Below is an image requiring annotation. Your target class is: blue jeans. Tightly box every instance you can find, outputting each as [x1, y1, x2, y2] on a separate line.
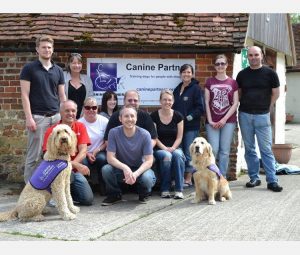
[101, 164, 156, 196]
[206, 123, 236, 177]
[238, 111, 278, 184]
[82, 151, 107, 185]
[70, 172, 94, 205]
[182, 130, 199, 173]
[154, 148, 186, 192]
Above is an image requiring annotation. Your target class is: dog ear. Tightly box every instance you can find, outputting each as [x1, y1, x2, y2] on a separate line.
[189, 141, 194, 156]
[46, 130, 56, 156]
[207, 143, 213, 158]
[70, 130, 78, 157]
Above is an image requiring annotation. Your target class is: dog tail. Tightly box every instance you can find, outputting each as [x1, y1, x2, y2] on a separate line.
[0, 209, 18, 222]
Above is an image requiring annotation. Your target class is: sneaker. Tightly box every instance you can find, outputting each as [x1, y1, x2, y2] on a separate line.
[161, 191, 171, 198]
[101, 195, 122, 206]
[139, 193, 151, 204]
[267, 182, 283, 192]
[47, 198, 56, 207]
[174, 191, 184, 199]
[245, 179, 261, 188]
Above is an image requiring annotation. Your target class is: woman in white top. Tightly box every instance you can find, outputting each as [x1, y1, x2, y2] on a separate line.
[78, 97, 108, 193]
[64, 53, 94, 119]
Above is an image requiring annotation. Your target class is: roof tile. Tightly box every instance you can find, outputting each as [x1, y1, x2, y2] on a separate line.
[0, 13, 248, 51]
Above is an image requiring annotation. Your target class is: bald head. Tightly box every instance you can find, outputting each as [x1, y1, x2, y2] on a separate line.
[247, 46, 263, 69]
[124, 90, 140, 110]
[248, 46, 262, 54]
[60, 100, 77, 125]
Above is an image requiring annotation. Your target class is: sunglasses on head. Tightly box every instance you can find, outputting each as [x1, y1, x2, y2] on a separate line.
[71, 53, 82, 58]
[84, 105, 97, 110]
[215, 62, 226, 66]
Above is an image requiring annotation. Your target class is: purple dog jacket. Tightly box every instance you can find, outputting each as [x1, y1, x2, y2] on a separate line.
[29, 160, 68, 193]
[207, 164, 223, 179]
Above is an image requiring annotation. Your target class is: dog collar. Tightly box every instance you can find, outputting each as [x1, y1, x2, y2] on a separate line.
[29, 160, 68, 193]
[207, 164, 223, 179]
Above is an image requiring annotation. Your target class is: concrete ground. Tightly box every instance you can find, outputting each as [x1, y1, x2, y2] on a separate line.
[1, 124, 300, 249]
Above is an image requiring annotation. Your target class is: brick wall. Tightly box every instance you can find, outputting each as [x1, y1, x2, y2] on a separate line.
[0, 50, 238, 182]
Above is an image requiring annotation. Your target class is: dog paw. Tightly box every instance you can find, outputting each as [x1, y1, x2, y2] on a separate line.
[191, 198, 201, 204]
[208, 200, 216, 205]
[63, 213, 76, 221]
[70, 206, 80, 214]
[220, 197, 226, 202]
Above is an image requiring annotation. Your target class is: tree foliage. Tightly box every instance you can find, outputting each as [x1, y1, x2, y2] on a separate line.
[290, 13, 300, 24]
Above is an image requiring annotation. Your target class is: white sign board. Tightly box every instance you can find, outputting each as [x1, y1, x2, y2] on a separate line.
[87, 58, 195, 106]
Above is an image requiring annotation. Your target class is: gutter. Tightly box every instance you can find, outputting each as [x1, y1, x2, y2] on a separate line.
[0, 46, 242, 54]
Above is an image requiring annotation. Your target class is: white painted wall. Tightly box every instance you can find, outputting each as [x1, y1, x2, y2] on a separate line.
[275, 52, 287, 144]
[232, 52, 246, 175]
[286, 72, 300, 123]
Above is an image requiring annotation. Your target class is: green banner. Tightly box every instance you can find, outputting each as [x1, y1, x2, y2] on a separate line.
[241, 48, 249, 69]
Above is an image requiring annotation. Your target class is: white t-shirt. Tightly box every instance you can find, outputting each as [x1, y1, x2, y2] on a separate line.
[78, 115, 108, 153]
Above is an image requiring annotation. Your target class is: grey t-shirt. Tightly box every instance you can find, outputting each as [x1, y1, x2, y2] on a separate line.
[107, 126, 153, 168]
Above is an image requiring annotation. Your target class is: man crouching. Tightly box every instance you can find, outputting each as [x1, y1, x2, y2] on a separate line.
[101, 106, 156, 205]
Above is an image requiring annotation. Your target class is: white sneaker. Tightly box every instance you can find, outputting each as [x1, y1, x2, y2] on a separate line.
[174, 192, 184, 199]
[47, 198, 56, 207]
[161, 191, 171, 198]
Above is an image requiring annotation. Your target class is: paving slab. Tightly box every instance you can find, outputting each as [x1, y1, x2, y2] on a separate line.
[0, 186, 195, 241]
[0, 124, 300, 242]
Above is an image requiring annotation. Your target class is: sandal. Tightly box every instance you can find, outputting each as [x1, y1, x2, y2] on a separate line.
[183, 182, 193, 188]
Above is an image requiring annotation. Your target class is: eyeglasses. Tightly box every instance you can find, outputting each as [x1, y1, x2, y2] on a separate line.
[127, 99, 138, 103]
[215, 62, 226, 66]
[70, 53, 82, 58]
[84, 105, 97, 110]
[248, 54, 260, 57]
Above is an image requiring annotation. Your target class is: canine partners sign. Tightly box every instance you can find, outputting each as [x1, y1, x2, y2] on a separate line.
[87, 58, 195, 106]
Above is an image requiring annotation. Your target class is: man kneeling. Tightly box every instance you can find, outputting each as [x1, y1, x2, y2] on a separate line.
[101, 106, 156, 205]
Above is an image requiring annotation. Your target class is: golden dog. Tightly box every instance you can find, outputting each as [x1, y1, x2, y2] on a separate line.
[0, 124, 80, 222]
[189, 137, 232, 205]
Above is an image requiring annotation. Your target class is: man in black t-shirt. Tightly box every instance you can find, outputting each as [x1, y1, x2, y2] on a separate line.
[104, 90, 157, 147]
[20, 35, 66, 183]
[236, 46, 283, 192]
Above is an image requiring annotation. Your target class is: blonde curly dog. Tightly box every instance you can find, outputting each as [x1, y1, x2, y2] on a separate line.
[190, 137, 232, 205]
[0, 124, 80, 222]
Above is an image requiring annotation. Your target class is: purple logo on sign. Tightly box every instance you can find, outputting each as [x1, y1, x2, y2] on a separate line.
[90, 63, 121, 91]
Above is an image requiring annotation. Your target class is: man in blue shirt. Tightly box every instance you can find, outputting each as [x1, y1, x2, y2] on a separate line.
[101, 106, 156, 205]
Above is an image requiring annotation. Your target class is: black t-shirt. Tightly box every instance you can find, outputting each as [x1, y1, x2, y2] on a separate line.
[150, 110, 183, 148]
[68, 81, 86, 119]
[20, 60, 65, 115]
[236, 66, 280, 114]
[104, 109, 158, 141]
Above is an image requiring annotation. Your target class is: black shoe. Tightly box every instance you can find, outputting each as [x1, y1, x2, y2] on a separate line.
[101, 195, 122, 206]
[139, 193, 151, 204]
[246, 179, 261, 188]
[267, 182, 283, 192]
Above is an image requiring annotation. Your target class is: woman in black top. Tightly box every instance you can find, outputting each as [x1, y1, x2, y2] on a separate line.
[63, 53, 94, 119]
[150, 89, 185, 199]
[99, 90, 119, 119]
